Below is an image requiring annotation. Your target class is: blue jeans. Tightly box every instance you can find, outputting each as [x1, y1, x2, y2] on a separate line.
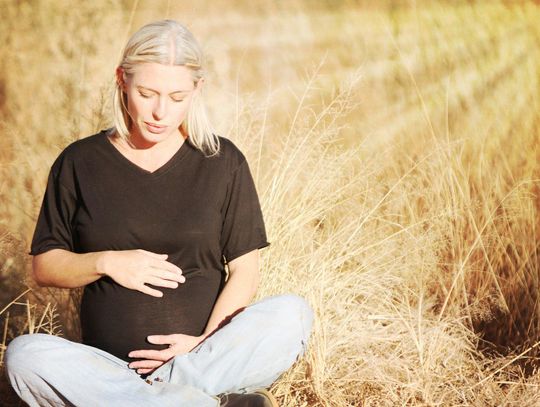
[5, 294, 314, 407]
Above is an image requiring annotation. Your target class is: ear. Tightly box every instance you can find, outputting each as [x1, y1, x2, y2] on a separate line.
[116, 66, 127, 92]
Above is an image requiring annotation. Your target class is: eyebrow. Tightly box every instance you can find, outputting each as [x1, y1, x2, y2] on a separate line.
[137, 85, 191, 95]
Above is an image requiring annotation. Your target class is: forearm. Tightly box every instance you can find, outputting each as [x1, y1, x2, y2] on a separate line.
[32, 248, 107, 288]
[202, 251, 260, 336]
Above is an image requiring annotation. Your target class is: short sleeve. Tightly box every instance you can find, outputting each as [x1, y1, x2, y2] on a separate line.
[28, 159, 78, 256]
[220, 159, 270, 263]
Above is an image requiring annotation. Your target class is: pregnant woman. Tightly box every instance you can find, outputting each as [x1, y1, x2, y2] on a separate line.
[5, 19, 313, 407]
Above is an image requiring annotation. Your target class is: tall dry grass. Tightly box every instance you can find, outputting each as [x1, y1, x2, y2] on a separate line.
[1, 0, 539, 406]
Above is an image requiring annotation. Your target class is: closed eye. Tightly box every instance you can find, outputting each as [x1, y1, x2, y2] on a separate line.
[139, 92, 184, 103]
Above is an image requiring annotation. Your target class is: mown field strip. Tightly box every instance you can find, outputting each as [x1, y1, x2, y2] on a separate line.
[450, 42, 540, 147]
[357, 27, 536, 144]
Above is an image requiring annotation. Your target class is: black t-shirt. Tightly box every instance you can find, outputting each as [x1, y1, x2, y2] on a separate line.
[29, 128, 270, 361]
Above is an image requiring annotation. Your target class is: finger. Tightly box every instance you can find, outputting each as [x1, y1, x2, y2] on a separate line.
[128, 349, 171, 361]
[150, 258, 183, 275]
[137, 368, 156, 375]
[161, 269, 186, 283]
[138, 284, 163, 298]
[147, 270, 184, 285]
[147, 334, 177, 345]
[153, 270, 186, 284]
[145, 276, 179, 289]
[138, 249, 168, 259]
[128, 359, 163, 369]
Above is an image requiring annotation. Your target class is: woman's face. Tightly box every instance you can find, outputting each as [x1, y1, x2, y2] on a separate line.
[118, 62, 202, 146]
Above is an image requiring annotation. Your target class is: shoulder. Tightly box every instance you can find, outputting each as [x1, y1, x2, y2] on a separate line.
[62, 130, 105, 155]
[216, 136, 246, 163]
[206, 135, 248, 171]
[49, 129, 106, 175]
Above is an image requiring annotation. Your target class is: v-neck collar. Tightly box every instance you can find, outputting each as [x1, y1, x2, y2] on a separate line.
[101, 129, 189, 177]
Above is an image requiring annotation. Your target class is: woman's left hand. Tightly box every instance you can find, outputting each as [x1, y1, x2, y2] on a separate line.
[128, 333, 205, 374]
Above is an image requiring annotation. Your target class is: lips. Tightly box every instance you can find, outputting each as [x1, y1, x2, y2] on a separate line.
[144, 122, 168, 134]
[145, 122, 165, 129]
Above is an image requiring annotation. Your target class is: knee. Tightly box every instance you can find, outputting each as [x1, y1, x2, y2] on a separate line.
[265, 294, 314, 341]
[5, 334, 33, 376]
[5, 334, 54, 376]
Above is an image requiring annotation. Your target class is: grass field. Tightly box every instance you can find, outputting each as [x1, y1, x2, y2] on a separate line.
[1, 0, 539, 405]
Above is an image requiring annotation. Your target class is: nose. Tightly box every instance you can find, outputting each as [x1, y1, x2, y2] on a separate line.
[152, 96, 167, 121]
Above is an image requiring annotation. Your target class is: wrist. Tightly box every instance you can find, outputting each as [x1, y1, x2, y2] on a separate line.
[95, 251, 111, 277]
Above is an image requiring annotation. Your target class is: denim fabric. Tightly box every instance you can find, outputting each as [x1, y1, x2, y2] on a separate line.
[5, 294, 314, 407]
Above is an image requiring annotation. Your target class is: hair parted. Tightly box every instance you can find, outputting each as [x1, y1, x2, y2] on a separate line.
[111, 19, 220, 156]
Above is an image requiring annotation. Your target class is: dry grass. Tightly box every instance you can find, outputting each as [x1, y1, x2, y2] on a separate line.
[1, 0, 539, 405]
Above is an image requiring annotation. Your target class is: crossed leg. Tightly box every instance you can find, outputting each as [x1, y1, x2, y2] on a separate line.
[5, 294, 314, 406]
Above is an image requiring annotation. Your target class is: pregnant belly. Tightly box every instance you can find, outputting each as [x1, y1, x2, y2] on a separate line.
[80, 270, 223, 362]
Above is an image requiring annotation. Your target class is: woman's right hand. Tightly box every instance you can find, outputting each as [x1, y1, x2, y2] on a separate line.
[100, 249, 185, 297]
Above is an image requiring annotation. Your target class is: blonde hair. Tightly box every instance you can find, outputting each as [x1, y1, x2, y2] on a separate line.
[111, 19, 220, 156]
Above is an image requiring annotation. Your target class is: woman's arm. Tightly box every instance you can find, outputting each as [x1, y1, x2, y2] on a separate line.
[202, 249, 261, 336]
[32, 248, 184, 297]
[32, 248, 108, 288]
